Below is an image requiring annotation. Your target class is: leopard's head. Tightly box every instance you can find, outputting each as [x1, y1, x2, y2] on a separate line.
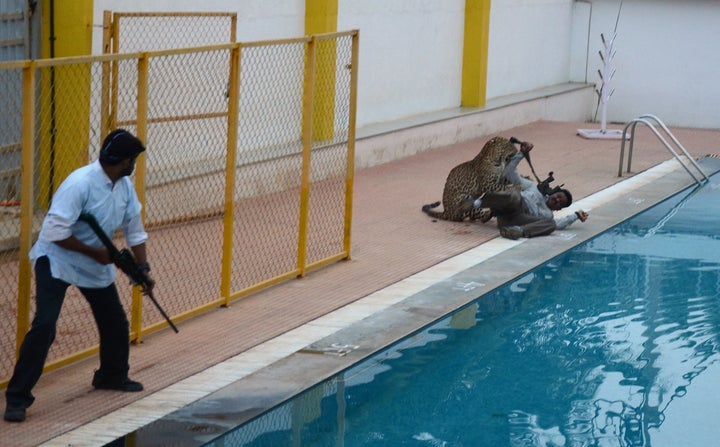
[475, 136, 518, 167]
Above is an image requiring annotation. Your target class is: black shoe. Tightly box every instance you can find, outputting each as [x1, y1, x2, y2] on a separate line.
[92, 376, 144, 392]
[500, 226, 523, 240]
[4, 405, 26, 422]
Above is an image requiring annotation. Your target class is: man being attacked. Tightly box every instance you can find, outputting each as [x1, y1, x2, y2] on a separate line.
[471, 140, 589, 240]
[4, 129, 152, 423]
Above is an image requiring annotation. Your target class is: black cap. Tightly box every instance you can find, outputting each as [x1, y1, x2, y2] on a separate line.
[99, 129, 146, 165]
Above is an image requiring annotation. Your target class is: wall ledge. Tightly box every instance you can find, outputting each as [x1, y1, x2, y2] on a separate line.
[354, 82, 595, 169]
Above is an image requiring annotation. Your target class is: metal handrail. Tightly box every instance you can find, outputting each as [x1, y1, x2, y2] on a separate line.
[619, 114, 709, 185]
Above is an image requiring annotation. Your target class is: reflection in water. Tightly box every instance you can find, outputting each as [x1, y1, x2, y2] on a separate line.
[211, 179, 720, 446]
[498, 249, 720, 446]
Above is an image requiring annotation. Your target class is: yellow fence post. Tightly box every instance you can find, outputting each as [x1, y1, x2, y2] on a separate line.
[297, 36, 317, 277]
[110, 13, 120, 132]
[221, 44, 241, 306]
[3, 33, 356, 383]
[131, 52, 149, 343]
[16, 62, 36, 357]
[342, 31, 360, 259]
[100, 10, 113, 139]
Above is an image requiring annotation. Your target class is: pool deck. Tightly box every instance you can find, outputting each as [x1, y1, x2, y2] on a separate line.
[3, 120, 720, 446]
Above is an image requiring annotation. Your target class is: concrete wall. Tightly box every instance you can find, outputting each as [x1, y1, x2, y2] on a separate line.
[486, 0, 575, 99]
[92, 0, 717, 134]
[91, 0, 305, 48]
[92, 0, 580, 132]
[337, 0, 466, 128]
[572, 0, 719, 129]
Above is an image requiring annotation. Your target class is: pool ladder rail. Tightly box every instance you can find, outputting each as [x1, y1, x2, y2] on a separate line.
[618, 114, 710, 186]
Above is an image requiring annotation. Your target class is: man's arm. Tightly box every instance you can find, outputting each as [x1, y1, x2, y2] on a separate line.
[554, 210, 589, 230]
[130, 242, 154, 292]
[130, 242, 148, 265]
[54, 236, 112, 265]
[503, 149, 535, 191]
[124, 212, 153, 291]
[43, 212, 112, 265]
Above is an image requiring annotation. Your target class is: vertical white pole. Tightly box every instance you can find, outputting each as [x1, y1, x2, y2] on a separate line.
[599, 33, 615, 133]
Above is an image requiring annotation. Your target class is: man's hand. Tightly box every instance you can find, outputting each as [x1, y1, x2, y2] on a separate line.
[575, 210, 589, 222]
[139, 272, 156, 294]
[92, 247, 113, 265]
[133, 262, 155, 294]
[55, 236, 113, 265]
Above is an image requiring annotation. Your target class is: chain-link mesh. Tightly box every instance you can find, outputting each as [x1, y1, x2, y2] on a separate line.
[306, 35, 354, 266]
[231, 41, 307, 291]
[0, 64, 23, 379]
[0, 29, 358, 387]
[33, 59, 134, 370]
[111, 12, 237, 53]
[140, 48, 233, 324]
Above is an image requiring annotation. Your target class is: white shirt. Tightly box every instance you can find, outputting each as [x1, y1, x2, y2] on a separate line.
[504, 152, 578, 230]
[30, 160, 147, 288]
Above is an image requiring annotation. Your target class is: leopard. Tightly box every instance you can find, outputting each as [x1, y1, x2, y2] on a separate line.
[421, 136, 519, 222]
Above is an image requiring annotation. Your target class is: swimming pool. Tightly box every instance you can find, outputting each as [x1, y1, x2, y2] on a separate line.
[205, 171, 720, 446]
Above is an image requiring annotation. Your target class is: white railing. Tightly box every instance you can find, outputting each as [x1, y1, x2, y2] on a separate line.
[619, 114, 709, 185]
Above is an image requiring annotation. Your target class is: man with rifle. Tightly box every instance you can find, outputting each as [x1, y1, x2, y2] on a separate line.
[5, 129, 154, 423]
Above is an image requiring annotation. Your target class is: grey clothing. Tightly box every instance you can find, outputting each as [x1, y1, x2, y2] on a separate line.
[479, 151, 578, 237]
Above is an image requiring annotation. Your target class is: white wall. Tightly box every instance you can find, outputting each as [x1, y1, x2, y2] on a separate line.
[91, 0, 305, 54]
[486, 0, 575, 99]
[93, 0, 572, 130]
[92, 0, 718, 131]
[574, 0, 720, 129]
[338, 0, 578, 128]
[338, 0, 466, 128]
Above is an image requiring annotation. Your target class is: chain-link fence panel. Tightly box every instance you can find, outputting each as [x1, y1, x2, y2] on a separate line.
[0, 63, 24, 382]
[1, 30, 359, 386]
[139, 47, 233, 325]
[32, 58, 137, 372]
[305, 34, 355, 267]
[230, 40, 308, 293]
[109, 12, 237, 54]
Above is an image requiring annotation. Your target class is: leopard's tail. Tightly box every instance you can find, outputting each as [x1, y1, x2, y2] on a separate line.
[421, 201, 446, 219]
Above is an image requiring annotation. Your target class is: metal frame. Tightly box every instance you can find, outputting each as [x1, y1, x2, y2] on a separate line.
[619, 114, 709, 185]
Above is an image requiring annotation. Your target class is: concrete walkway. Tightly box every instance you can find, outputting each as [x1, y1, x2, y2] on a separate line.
[2, 120, 719, 446]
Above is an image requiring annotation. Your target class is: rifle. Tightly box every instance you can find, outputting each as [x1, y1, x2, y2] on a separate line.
[509, 136, 565, 196]
[78, 213, 179, 333]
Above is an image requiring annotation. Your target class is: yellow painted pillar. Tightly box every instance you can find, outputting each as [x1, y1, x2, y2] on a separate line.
[43, 0, 93, 59]
[305, 0, 338, 32]
[38, 0, 93, 204]
[461, 0, 492, 107]
[305, 0, 338, 141]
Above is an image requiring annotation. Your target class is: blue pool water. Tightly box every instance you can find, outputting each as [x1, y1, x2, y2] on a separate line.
[208, 176, 720, 446]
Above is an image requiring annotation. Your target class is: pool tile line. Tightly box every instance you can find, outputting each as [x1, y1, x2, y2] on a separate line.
[41, 158, 700, 447]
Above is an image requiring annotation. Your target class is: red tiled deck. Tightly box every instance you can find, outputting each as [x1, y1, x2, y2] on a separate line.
[2, 120, 719, 446]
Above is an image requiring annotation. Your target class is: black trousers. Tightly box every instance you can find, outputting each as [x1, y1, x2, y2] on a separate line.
[481, 190, 557, 238]
[5, 256, 130, 409]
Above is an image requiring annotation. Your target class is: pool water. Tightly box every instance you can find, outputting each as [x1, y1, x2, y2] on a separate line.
[210, 178, 720, 446]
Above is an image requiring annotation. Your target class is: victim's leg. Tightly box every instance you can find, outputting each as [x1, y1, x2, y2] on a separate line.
[519, 218, 557, 238]
[478, 190, 523, 216]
